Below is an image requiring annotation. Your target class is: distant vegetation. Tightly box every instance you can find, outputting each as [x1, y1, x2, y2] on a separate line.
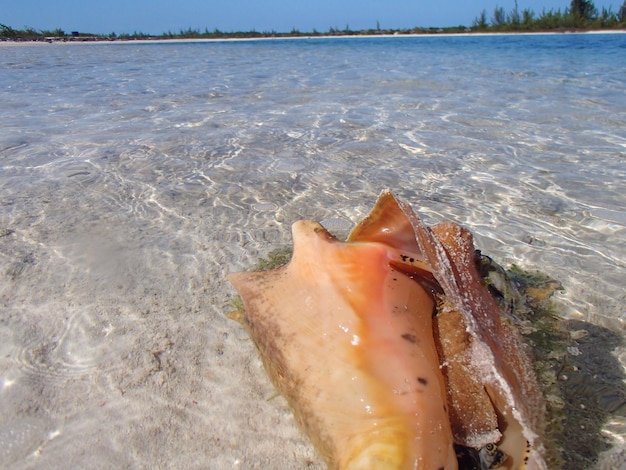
[2, 1, 625, 42]
[472, 0, 626, 31]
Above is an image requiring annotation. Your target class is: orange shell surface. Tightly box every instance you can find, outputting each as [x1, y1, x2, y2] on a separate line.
[229, 190, 547, 470]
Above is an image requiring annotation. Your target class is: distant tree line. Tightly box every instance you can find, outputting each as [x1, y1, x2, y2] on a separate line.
[472, 0, 626, 31]
[1, 23, 69, 40]
[0, 22, 468, 41]
[2, 1, 625, 42]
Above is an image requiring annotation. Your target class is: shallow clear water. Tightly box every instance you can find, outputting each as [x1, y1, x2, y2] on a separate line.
[0, 34, 624, 468]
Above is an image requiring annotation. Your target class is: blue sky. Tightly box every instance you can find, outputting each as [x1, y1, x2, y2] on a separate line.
[3, 1, 621, 35]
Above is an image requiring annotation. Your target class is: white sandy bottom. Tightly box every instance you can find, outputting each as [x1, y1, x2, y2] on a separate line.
[0, 36, 624, 469]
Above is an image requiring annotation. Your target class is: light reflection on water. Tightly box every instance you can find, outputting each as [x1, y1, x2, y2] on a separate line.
[0, 34, 624, 468]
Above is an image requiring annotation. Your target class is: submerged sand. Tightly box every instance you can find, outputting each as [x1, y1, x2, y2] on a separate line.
[0, 204, 623, 468]
[0, 33, 624, 469]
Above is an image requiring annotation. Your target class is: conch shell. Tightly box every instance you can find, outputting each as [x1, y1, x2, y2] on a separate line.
[229, 190, 547, 469]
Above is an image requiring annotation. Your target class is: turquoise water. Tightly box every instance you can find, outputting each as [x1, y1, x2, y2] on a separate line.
[0, 34, 624, 468]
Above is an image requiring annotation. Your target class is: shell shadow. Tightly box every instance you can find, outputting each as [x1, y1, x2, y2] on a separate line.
[559, 319, 625, 469]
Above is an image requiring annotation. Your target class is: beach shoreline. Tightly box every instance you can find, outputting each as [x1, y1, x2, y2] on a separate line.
[1, 28, 625, 46]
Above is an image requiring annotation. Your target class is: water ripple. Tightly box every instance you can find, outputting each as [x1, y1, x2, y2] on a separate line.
[0, 35, 624, 468]
[15, 309, 102, 384]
